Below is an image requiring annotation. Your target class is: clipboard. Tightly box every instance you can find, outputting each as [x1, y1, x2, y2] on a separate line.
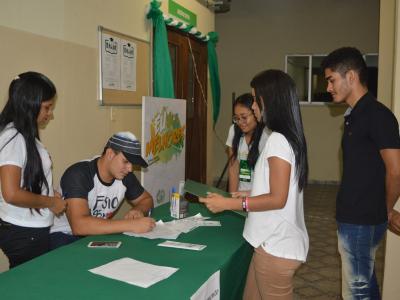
[183, 180, 231, 198]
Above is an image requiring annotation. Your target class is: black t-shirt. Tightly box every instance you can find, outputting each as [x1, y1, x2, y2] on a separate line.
[61, 157, 144, 218]
[337, 92, 400, 225]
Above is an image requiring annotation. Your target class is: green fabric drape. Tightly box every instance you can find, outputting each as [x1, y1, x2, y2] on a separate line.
[207, 32, 221, 127]
[146, 1, 221, 126]
[146, 1, 175, 98]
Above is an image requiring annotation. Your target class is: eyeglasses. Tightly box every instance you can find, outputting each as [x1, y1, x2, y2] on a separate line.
[232, 113, 253, 124]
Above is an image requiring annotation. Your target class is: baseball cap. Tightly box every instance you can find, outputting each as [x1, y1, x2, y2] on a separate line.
[106, 132, 148, 168]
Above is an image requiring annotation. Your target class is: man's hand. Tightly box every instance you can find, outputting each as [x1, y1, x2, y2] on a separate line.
[380, 149, 400, 211]
[389, 209, 400, 235]
[129, 190, 153, 217]
[129, 217, 156, 233]
[124, 209, 144, 219]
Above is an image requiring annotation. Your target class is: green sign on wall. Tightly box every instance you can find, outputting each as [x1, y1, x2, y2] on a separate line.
[168, 0, 197, 27]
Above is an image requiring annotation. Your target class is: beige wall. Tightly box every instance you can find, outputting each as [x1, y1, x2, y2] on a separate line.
[0, 0, 214, 272]
[214, 0, 379, 183]
[0, 0, 152, 183]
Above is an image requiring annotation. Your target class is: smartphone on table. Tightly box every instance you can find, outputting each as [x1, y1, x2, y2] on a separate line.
[87, 241, 122, 248]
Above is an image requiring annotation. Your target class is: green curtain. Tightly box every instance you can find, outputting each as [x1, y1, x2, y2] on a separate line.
[207, 32, 221, 127]
[146, 1, 221, 127]
[146, 1, 175, 98]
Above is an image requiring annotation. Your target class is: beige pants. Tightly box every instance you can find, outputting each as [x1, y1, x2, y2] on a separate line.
[243, 246, 302, 300]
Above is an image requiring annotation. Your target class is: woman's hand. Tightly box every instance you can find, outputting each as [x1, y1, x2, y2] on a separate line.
[199, 193, 229, 213]
[231, 190, 250, 198]
[50, 195, 67, 217]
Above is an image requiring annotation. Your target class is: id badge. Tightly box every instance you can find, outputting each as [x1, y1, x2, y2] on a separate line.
[239, 160, 251, 182]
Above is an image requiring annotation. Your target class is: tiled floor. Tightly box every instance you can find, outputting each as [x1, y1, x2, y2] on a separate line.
[294, 184, 385, 299]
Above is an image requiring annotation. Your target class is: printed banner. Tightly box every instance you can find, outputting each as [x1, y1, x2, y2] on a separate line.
[190, 270, 220, 300]
[142, 96, 186, 207]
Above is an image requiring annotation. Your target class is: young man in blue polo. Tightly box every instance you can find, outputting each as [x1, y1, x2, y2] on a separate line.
[322, 47, 400, 299]
[50, 132, 155, 249]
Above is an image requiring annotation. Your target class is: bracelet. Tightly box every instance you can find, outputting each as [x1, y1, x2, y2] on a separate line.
[245, 196, 249, 212]
[242, 197, 247, 212]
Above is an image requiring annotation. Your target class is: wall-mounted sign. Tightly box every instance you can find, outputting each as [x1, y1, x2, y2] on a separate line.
[168, 0, 197, 27]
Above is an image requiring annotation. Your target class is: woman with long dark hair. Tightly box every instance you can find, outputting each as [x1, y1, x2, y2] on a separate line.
[0, 72, 66, 268]
[201, 70, 309, 299]
[226, 93, 269, 193]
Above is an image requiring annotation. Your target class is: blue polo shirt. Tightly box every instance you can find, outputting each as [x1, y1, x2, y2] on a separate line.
[337, 92, 400, 225]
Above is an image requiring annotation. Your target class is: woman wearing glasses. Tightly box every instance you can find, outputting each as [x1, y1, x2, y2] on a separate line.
[201, 70, 308, 299]
[225, 93, 269, 193]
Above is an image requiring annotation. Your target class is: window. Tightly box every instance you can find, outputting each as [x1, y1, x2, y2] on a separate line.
[285, 53, 378, 104]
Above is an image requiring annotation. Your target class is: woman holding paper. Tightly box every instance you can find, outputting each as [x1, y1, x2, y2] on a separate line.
[200, 69, 308, 299]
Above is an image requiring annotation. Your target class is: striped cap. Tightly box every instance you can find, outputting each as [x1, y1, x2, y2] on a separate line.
[106, 132, 148, 168]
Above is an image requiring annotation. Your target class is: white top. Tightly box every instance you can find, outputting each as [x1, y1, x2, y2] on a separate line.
[225, 124, 269, 191]
[0, 123, 54, 227]
[243, 132, 309, 262]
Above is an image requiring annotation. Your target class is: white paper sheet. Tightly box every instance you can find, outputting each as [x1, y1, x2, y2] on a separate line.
[123, 214, 218, 240]
[186, 213, 211, 221]
[121, 39, 136, 91]
[158, 241, 207, 251]
[195, 220, 221, 227]
[101, 33, 121, 89]
[165, 213, 212, 233]
[89, 257, 178, 288]
[124, 220, 181, 240]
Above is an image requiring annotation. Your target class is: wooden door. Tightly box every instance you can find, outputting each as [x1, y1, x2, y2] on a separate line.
[167, 27, 208, 183]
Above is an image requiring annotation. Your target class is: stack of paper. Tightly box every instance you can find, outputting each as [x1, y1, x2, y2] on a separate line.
[89, 257, 178, 288]
[124, 213, 221, 240]
[168, 213, 212, 233]
[124, 220, 181, 239]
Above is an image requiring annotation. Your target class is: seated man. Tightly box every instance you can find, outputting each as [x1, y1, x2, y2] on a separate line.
[50, 132, 155, 249]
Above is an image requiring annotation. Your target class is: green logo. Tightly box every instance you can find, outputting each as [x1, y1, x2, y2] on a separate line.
[145, 106, 186, 165]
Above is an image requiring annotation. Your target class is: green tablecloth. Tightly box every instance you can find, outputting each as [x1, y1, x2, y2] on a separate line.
[0, 203, 252, 299]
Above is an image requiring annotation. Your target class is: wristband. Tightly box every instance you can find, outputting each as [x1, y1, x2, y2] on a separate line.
[242, 197, 247, 212]
[245, 196, 249, 212]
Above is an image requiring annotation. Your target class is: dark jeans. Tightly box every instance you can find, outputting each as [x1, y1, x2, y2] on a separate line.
[49, 232, 81, 250]
[337, 221, 387, 300]
[0, 218, 50, 268]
